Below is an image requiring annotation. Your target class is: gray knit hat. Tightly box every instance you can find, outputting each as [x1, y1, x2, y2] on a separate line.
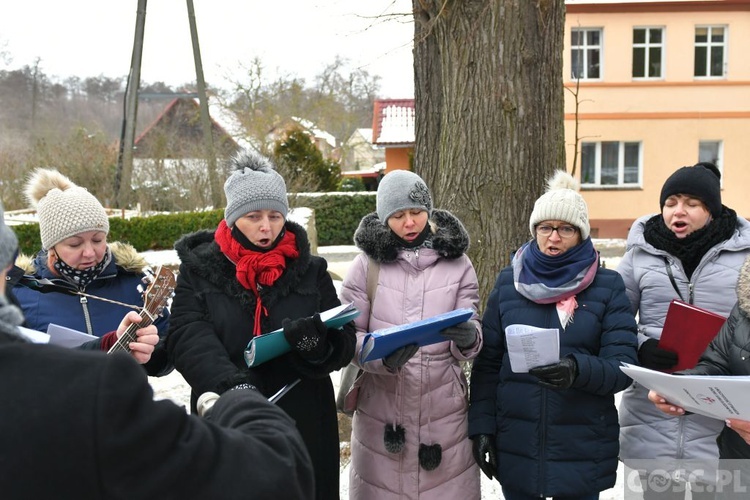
[224, 150, 288, 228]
[0, 200, 19, 268]
[25, 169, 110, 251]
[529, 170, 590, 240]
[376, 170, 433, 224]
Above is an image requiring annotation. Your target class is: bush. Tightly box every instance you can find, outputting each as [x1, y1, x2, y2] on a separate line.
[13, 192, 376, 254]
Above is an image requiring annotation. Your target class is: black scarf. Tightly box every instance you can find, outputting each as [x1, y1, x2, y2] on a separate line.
[391, 223, 433, 249]
[53, 247, 112, 289]
[643, 206, 737, 279]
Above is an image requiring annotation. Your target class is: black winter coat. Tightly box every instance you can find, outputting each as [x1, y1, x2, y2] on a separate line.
[167, 221, 355, 500]
[684, 256, 750, 460]
[0, 332, 314, 499]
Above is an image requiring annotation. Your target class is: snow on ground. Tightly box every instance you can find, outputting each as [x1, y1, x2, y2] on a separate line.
[146, 240, 628, 499]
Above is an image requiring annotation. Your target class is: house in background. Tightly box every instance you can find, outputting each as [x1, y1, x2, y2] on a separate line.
[339, 127, 386, 191]
[133, 97, 246, 163]
[267, 116, 338, 161]
[372, 99, 415, 173]
[565, 0, 750, 237]
[340, 127, 385, 172]
[371, 1, 750, 239]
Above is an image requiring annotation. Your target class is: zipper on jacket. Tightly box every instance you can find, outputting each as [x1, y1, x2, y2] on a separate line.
[540, 388, 548, 495]
[677, 414, 686, 460]
[79, 295, 94, 336]
[688, 282, 694, 304]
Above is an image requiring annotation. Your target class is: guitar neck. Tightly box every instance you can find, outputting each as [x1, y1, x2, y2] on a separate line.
[107, 310, 155, 355]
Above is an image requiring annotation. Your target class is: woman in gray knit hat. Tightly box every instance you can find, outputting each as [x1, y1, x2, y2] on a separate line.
[167, 149, 355, 500]
[340, 169, 483, 499]
[11, 168, 168, 372]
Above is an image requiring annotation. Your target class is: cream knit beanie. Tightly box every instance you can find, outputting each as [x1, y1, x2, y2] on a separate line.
[25, 169, 110, 250]
[528, 170, 590, 240]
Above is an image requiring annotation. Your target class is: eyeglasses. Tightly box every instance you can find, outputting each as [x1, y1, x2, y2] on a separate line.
[535, 224, 578, 238]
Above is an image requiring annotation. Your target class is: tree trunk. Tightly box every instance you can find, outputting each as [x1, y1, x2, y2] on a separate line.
[413, 0, 566, 308]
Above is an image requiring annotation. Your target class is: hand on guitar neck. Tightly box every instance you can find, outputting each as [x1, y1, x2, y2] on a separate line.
[113, 311, 160, 364]
[106, 265, 176, 364]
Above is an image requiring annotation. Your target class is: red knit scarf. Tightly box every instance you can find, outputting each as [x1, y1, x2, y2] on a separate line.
[214, 220, 299, 336]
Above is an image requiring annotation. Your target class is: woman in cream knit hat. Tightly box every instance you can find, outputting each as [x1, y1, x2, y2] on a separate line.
[11, 168, 171, 375]
[469, 170, 638, 499]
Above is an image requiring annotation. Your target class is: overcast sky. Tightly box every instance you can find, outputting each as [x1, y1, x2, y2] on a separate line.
[0, 0, 415, 98]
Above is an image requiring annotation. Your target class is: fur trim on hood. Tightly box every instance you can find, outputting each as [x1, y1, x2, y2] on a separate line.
[737, 256, 750, 318]
[18, 241, 148, 274]
[353, 209, 470, 263]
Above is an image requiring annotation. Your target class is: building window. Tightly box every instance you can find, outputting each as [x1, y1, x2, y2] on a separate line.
[571, 28, 602, 80]
[694, 26, 726, 77]
[699, 140, 723, 168]
[581, 141, 641, 187]
[633, 27, 663, 78]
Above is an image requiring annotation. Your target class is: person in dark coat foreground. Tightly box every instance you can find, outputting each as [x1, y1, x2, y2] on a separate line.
[0, 199, 314, 499]
[167, 149, 356, 500]
[468, 171, 638, 500]
[648, 254, 750, 500]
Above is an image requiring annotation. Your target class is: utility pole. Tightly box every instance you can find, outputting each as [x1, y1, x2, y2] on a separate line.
[115, 0, 147, 208]
[186, 0, 222, 208]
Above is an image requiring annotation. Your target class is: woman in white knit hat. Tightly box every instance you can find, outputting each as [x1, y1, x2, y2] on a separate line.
[468, 170, 638, 500]
[11, 168, 170, 374]
[167, 149, 355, 500]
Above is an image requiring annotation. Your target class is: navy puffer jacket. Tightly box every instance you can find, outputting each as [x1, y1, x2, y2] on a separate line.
[469, 265, 638, 497]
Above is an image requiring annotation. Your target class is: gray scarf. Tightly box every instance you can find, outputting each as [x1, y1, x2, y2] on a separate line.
[0, 294, 28, 342]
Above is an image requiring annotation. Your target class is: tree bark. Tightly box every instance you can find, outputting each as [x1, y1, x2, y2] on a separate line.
[413, 0, 566, 308]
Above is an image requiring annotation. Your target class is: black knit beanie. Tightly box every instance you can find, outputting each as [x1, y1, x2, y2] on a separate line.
[659, 162, 722, 218]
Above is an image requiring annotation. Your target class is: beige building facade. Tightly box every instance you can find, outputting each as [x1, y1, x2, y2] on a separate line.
[564, 0, 750, 237]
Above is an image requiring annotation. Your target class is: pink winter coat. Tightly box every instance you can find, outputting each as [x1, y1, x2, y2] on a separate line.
[340, 210, 482, 500]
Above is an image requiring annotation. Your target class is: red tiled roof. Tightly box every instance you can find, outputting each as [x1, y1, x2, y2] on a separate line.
[371, 98, 415, 145]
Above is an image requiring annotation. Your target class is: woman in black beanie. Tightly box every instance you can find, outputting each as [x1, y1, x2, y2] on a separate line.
[617, 162, 750, 499]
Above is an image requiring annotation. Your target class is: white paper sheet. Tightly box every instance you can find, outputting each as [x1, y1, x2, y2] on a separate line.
[620, 363, 750, 421]
[505, 324, 560, 373]
[47, 323, 97, 348]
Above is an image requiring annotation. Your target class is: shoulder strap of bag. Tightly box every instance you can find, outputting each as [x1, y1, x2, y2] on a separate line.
[366, 257, 379, 304]
[336, 258, 378, 415]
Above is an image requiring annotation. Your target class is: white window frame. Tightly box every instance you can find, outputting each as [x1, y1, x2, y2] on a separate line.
[698, 140, 724, 186]
[571, 28, 603, 81]
[580, 141, 642, 188]
[694, 25, 727, 78]
[632, 27, 665, 79]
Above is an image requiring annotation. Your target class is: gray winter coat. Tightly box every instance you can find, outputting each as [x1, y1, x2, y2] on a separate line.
[617, 213, 750, 479]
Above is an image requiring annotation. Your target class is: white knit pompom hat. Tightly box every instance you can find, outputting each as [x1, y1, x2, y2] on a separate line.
[25, 168, 110, 250]
[528, 170, 590, 240]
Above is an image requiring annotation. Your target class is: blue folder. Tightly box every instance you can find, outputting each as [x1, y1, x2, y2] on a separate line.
[245, 303, 359, 367]
[360, 308, 474, 363]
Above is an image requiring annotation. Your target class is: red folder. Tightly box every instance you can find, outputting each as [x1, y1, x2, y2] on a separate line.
[658, 299, 727, 373]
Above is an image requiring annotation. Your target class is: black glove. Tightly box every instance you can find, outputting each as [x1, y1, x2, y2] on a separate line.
[529, 356, 578, 389]
[383, 344, 419, 370]
[471, 434, 497, 480]
[282, 314, 329, 360]
[440, 321, 478, 348]
[638, 338, 678, 371]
